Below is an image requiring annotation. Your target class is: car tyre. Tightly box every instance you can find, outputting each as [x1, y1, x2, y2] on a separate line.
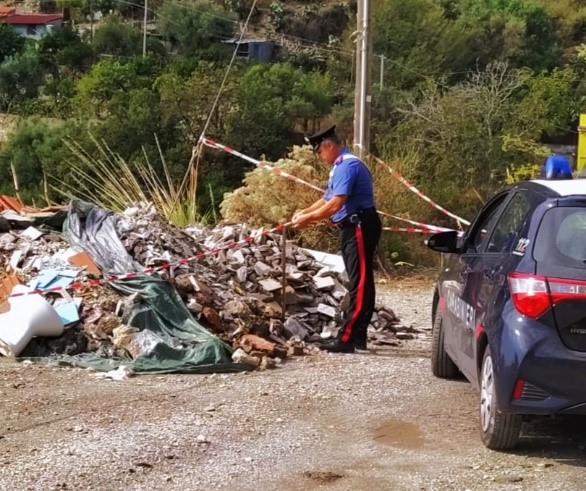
[479, 346, 522, 450]
[431, 309, 458, 378]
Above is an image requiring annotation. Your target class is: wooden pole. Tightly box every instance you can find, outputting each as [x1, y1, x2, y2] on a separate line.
[10, 162, 22, 205]
[281, 226, 287, 321]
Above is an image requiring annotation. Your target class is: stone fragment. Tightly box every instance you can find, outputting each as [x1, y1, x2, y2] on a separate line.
[313, 275, 335, 290]
[316, 303, 337, 318]
[254, 261, 272, 277]
[258, 278, 282, 292]
[231, 348, 260, 366]
[283, 317, 310, 340]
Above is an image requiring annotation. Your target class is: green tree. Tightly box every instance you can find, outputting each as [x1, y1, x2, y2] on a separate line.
[38, 27, 93, 76]
[284, 71, 334, 133]
[74, 57, 158, 117]
[380, 63, 533, 220]
[155, 61, 239, 139]
[93, 18, 166, 60]
[226, 63, 300, 161]
[508, 67, 578, 140]
[0, 118, 81, 202]
[372, 0, 484, 90]
[157, 0, 236, 60]
[0, 24, 25, 64]
[454, 0, 562, 71]
[0, 50, 45, 112]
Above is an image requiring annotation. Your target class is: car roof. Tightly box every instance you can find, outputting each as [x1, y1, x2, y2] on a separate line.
[526, 179, 586, 197]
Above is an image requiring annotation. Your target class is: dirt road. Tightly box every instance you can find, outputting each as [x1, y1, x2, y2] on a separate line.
[1, 278, 586, 490]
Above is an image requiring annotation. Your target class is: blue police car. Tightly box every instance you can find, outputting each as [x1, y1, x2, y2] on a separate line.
[427, 178, 586, 450]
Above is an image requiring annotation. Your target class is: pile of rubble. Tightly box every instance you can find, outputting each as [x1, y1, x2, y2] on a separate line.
[0, 203, 419, 371]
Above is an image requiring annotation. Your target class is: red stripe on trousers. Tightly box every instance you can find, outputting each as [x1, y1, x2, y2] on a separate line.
[341, 225, 367, 343]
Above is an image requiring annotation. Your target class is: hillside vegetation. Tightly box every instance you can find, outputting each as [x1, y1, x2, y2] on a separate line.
[0, 0, 585, 264]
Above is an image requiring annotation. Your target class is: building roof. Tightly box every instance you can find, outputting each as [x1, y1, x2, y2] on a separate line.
[1, 14, 62, 25]
[224, 37, 271, 44]
[0, 7, 16, 17]
[532, 179, 586, 197]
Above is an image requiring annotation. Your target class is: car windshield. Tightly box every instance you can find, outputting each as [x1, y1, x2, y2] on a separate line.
[534, 207, 586, 267]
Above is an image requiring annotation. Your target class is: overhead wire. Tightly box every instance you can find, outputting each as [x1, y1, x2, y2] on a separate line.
[171, 0, 259, 214]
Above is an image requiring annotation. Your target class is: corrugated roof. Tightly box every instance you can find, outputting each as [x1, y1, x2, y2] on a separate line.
[1, 14, 62, 25]
[0, 195, 23, 212]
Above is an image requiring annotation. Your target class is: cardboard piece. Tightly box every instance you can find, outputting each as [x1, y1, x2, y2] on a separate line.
[68, 251, 101, 277]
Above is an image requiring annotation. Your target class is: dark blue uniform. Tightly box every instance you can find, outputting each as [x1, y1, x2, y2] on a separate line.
[325, 149, 382, 347]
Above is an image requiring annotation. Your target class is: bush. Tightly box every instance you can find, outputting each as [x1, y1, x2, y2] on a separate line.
[220, 145, 339, 250]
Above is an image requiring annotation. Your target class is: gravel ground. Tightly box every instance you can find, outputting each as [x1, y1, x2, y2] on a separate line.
[1, 276, 586, 490]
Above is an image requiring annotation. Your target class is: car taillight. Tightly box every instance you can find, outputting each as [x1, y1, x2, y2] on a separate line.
[508, 272, 586, 319]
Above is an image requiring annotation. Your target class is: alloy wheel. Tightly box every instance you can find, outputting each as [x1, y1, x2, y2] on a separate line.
[480, 352, 494, 433]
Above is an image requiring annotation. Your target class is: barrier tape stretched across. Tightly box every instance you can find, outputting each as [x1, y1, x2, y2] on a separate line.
[367, 153, 471, 226]
[201, 137, 455, 233]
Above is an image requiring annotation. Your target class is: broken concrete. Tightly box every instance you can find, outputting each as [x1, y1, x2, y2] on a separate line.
[0, 203, 415, 369]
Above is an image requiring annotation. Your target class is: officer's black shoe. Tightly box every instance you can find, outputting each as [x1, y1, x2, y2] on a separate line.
[354, 339, 368, 351]
[319, 339, 355, 353]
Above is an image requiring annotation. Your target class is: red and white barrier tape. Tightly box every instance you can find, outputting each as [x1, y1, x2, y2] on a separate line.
[202, 137, 324, 193]
[377, 210, 452, 233]
[384, 226, 443, 234]
[201, 137, 455, 233]
[367, 154, 471, 227]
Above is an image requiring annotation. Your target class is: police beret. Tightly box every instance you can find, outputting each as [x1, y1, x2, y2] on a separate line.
[305, 125, 337, 152]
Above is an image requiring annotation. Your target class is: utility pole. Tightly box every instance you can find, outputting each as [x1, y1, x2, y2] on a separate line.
[142, 0, 148, 57]
[353, 0, 372, 158]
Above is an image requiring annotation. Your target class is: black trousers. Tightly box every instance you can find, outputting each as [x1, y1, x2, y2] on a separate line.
[337, 209, 382, 344]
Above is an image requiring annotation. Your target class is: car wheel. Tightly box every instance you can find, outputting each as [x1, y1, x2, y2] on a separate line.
[479, 346, 522, 450]
[431, 308, 458, 378]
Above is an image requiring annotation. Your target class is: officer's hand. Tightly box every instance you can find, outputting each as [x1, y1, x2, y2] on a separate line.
[292, 212, 310, 229]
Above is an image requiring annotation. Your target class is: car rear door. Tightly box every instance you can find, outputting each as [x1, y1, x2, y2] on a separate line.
[533, 198, 586, 352]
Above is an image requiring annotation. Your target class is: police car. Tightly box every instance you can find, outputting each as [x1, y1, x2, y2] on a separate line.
[427, 178, 586, 450]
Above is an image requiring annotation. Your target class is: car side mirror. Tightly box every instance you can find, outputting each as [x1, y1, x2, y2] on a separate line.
[426, 231, 461, 254]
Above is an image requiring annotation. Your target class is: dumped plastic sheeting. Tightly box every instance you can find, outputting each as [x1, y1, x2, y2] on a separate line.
[64, 199, 138, 275]
[51, 276, 245, 373]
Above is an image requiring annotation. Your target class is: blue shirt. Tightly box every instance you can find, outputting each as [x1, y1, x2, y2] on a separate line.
[323, 148, 375, 223]
[544, 155, 572, 179]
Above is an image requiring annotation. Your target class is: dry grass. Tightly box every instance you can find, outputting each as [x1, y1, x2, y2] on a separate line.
[52, 136, 206, 227]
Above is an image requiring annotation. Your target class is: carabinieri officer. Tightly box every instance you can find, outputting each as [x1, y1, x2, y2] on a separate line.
[292, 125, 382, 353]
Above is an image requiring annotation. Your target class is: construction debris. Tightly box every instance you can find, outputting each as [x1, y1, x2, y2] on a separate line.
[0, 200, 419, 371]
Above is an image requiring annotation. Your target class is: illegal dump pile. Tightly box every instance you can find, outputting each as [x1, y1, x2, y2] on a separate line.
[0, 199, 419, 374]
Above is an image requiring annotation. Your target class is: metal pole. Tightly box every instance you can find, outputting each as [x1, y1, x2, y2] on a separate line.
[353, 0, 372, 158]
[142, 0, 148, 57]
[353, 0, 363, 156]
